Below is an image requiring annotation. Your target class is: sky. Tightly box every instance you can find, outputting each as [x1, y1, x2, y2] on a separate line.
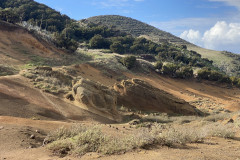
[35, 0, 240, 53]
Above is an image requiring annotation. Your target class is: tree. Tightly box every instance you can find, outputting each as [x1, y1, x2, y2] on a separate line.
[110, 42, 124, 54]
[121, 56, 136, 69]
[208, 70, 224, 81]
[154, 61, 163, 70]
[54, 32, 78, 52]
[162, 63, 179, 76]
[89, 34, 110, 49]
[197, 68, 211, 80]
[176, 66, 193, 79]
[0, 8, 19, 23]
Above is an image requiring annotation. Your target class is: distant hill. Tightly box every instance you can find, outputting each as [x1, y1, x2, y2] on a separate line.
[86, 15, 190, 45]
[86, 15, 240, 77]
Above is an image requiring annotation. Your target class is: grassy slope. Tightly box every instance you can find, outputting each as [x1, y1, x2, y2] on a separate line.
[86, 15, 240, 76]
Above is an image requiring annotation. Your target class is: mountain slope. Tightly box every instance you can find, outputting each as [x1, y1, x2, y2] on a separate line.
[86, 15, 240, 77]
[86, 15, 189, 45]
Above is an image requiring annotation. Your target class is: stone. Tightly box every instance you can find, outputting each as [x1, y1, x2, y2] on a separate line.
[30, 134, 35, 139]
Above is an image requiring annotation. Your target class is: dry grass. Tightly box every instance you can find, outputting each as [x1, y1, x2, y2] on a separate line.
[21, 67, 73, 94]
[46, 120, 238, 157]
[0, 64, 17, 76]
[203, 112, 233, 122]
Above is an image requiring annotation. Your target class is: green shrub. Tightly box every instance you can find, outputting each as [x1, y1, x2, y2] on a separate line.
[161, 63, 179, 76]
[208, 70, 224, 81]
[176, 66, 193, 79]
[0, 65, 17, 76]
[219, 75, 231, 84]
[89, 34, 110, 49]
[121, 56, 136, 69]
[110, 42, 125, 54]
[154, 61, 163, 70]
[197, 68, 211, 80]
[54, 33, 78, 52]
[230, 76, 239, 85]
[237, 78, 240, 87]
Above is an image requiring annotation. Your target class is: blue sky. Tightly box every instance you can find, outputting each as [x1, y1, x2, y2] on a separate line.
[35, 0, 240, 53]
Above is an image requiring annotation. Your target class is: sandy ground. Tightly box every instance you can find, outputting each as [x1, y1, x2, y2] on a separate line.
[1, 69, 240, 160]
[0, 117, 240, 160]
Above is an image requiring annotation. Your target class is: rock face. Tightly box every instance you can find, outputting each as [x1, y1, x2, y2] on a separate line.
[114, 79, 200, 115]
[70, 78, 120, 121]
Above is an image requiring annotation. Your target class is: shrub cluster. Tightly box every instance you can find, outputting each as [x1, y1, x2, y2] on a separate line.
[120, 56, 136, 69]
[46, 122, 237, 157]
[159, 63, 193, 79]
[196, 67, 240, 87]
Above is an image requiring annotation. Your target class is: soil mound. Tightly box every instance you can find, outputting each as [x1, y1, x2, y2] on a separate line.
[114, 78, 200, 115]
[67, 78, 121, 121]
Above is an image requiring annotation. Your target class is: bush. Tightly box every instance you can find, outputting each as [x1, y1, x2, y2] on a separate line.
[208, 70, 224, 81]
[237, 78, 240, 87]
[154, 61, 163, 70]
[230, 76, 239, 85]
[219, 75, 231, 84]
[54, 33, 78, 52]
[197, 68, 211, 80]
[161, 63, 179, 76]
[175, 66, 193, 79]
[0, 65, 17, 76]
[89, 34, 110, 49]
[121, 56, 136, 69]
[110, 42, 124, 54]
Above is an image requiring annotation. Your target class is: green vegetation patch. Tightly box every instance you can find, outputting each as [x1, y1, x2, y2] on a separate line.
[0, 65, 17, 76]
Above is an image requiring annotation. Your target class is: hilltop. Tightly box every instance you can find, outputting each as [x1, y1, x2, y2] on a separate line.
[86, 15, 189, 45]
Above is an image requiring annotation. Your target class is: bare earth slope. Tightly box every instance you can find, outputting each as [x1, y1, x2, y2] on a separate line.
[0, 21, 64, 67]
[0, 75, 115, 123]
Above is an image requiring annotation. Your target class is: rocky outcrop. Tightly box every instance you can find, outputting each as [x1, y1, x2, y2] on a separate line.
[68, 78, 120, 121]
[114, 78, 200, 115]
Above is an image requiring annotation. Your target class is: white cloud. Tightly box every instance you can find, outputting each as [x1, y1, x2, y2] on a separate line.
[180, 29, 202, 44]
[203, 21, 240, 52]
[180, 21, 240, 53]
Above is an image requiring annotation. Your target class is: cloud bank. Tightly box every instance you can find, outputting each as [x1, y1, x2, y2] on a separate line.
[180, 21, 240, 53]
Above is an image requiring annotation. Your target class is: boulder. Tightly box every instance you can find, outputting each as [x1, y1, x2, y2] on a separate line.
[69, 78, 120, 121]
[114, 78, 200, 115]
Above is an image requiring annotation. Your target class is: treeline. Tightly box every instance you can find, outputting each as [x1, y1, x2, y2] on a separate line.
[0, 0, 70, 31]
[0, 0, 127, 52]
[153, 61, 240, 87]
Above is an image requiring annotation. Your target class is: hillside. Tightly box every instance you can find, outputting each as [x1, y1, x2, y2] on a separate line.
[0, 1, 240, 160]
[86, 15, 240, 77]
[86, 15, 189, 45]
